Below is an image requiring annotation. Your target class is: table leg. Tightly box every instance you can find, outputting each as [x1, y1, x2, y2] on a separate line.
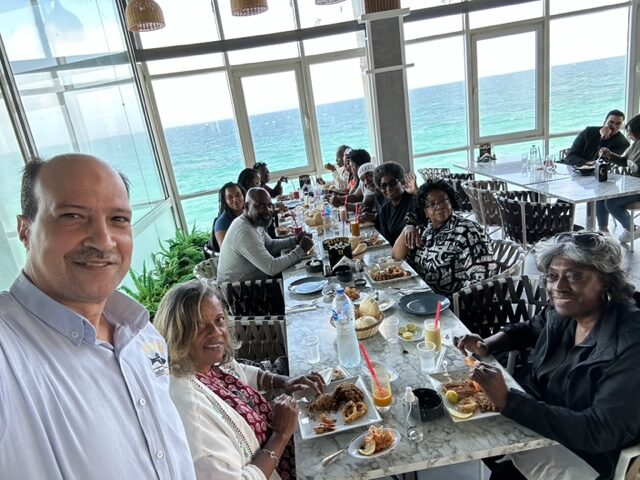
[586, 201, 596, 231]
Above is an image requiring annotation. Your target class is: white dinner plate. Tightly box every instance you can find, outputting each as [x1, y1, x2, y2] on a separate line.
[347, 428, 401, 460]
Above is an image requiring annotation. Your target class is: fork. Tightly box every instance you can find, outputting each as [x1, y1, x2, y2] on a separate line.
[322, 437, 357, 467]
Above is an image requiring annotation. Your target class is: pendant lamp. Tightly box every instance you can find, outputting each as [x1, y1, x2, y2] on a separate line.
[125, 0, 166, 32]
[231, 0, 268, 16]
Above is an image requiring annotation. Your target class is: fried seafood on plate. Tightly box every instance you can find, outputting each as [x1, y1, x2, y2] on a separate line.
[333, 382, 365, 404]
[342, 400, 368, 424]
[309, 393, 337, 413]
[363, 425, 395, 453]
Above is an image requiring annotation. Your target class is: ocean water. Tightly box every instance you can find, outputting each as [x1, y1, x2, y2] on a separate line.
[1, 56, 626, 232]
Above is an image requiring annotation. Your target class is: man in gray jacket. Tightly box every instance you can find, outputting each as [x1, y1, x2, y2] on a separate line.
[217, 187, 314, 283]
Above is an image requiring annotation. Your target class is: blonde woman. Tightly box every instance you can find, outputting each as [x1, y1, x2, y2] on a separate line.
[155, 280, 323, 480]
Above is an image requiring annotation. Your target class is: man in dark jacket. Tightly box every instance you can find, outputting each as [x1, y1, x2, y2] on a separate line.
[563, 109, 629, 166]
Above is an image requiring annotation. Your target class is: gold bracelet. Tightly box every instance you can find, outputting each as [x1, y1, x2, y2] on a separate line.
[262, 448, 279, 464]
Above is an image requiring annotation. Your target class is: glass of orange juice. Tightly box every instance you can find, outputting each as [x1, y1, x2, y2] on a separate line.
[423, 320, 442, 352]
[370, 366, 393, 413]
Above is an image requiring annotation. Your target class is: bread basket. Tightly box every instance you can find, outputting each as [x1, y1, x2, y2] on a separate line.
[329, 311, 384, 340]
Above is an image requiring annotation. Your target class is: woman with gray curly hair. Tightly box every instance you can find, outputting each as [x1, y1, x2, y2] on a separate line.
[155, 280, 323, 480]
[456, 231, 640, 480]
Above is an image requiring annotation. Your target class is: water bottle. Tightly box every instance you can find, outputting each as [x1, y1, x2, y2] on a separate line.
[529, 145, 537, 170]
[322, 201, 332, 230]
[332, 288, 360, 368]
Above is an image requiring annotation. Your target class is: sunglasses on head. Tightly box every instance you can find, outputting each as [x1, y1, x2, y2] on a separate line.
[344, 148, 352, 159]
[554, 231, 604, 248]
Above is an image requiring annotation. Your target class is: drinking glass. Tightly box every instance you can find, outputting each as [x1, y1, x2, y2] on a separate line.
[423, 320, 442, 352]
[382, 317, 400, 344]
[417, 341, 437, 373]
[303, 335, 320, 365]
[370, 366, 393, 413]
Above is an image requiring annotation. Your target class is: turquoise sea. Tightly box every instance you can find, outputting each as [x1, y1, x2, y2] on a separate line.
[3, 56, 625, 232]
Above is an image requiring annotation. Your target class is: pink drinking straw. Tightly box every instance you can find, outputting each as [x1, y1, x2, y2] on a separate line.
[354, 203, 359, 221]
[434, 301, 442, 329]
[291, 210, 299, 228]
[359, 343, 383, 391]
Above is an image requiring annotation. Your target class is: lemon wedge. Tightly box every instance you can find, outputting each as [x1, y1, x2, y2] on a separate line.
[447, 407, 474, 420]
[402, 331, 414, 340]
[445, 390, 459, 404]
[358, 439, 376, 456]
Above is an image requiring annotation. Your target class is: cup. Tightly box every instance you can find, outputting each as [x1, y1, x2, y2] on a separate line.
[339, 206, 348, 222]
[417, 341, 437, 373]
[382, 317, 400, 344]
[350, 221, 360, 237]
[370, 366, 392, 413]
[293, 226, 303, 236]
[303, 335, 320, 365]
[413, 388, 443, 422]
[293, 190, 300, 199]
[423, 321, 442, 352]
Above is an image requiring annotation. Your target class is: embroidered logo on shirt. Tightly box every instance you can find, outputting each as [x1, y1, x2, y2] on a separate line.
[141, 341, 169, 377]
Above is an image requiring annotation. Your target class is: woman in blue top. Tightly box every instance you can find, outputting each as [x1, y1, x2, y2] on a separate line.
[210, 182, 245, 251]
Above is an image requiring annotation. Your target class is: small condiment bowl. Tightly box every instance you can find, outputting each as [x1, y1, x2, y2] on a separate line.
[413, 388, 443, 422]
[334, 266, 353, 283]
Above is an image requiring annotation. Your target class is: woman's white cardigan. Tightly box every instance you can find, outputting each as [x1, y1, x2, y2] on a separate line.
[170, 361, 281, 480]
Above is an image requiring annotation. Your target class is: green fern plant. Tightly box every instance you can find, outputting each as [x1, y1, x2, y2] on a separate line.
[121, 226, 209, 319]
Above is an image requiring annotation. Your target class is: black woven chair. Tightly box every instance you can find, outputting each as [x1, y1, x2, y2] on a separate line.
[232, 315, 286, 363]
[453, 275, 547, 372]
[417, 167, 451, 183]
[442, 173, 475, 214]
[219, 278, 285, 316]
[462, 180, 508, 234]
[490, 239, 524, 280]
[493, 190, 575, 250]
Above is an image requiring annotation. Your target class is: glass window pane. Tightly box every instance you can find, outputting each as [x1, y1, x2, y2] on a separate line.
[476, 31, 537, 138]
[152, 73, 245, 195]
[309, 58, 372, 165]
[304, 32, 362, 56]
[478, 140, 544, 163]
[407, 36, 467, 155]
[549, 135, 580, 158]
[181, 193, 218, 233]
[549, 8, 628, 134]
[550, 0, 626, 15]
[218, 0, 295, 39]
[138, 0, 219, 49]
[402, 0, 463, 39]
[298, 1, 361, 55]
[468, 1, 542, 29]
[242, 71, 309, 172]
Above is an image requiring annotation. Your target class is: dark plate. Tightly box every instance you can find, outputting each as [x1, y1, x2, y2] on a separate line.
[573, 167, 595, 176]
[398, 292, 450, 316]
[288, 277, 328, 294]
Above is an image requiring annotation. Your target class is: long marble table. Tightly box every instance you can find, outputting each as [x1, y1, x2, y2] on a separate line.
[455, 162, 640, 230]
[282, 235, 554, 479]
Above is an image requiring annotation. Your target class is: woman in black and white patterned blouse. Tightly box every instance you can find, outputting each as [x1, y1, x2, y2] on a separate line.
[392, 179, 497, 298]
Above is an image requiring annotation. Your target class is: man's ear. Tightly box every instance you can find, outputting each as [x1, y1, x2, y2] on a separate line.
[17, 215, 31, 250]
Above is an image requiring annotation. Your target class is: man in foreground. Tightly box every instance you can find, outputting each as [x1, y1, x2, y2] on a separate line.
[217, 187, 314, 283]
[0, 154, 195, 479]
[563, 109, 629, 166]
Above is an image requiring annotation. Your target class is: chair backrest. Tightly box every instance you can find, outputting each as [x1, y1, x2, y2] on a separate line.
[417, 167, 451, 183]
[453, 275, 547, 339]
[558, 148, 570, 162]
[193, 258, 218, 283]
[461, 180, 508, 227]
[232, 315, 286, 363]
[442, 173, 475, 213]
[491, 239, 525, 279]
[494, 190, 575, 247]
[219, 278, 285, 316]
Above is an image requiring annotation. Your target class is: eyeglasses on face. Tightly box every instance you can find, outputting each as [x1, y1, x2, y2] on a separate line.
[424, 197, 451, 210]
[379, 178, 400, 191]
[344, 148, 353, 158]
[554, 231, 604, 248]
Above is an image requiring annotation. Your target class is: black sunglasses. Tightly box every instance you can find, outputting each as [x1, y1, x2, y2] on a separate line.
[554, 231, 604, 248]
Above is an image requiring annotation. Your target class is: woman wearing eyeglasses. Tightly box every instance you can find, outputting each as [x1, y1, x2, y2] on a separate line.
[597, 113, 640, 242]
[392, 179, 496, 297]
[456, 232, 640, 480]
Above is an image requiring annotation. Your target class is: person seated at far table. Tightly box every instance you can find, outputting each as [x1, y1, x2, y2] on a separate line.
[254, 162, 288, 198]
[155, 280, 324, 480]
[456, 231, 640, 480]
[596, 113, 640, 242]
[238, 167, 261, 193]
[322, 144, 351, 190]
[373, 161, 414, 245]
[329, 148, 370, 202]
[562, 109, 629, 166]
[392, 180, 496, 298]
[207, 182, 245, 252]
[217, 188, 314, 283]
